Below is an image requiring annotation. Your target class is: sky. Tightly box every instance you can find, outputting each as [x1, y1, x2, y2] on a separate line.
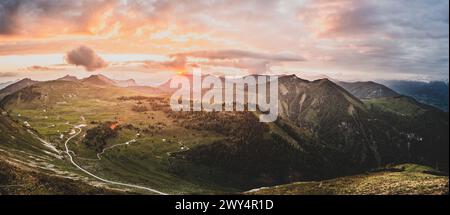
[0, 0, 448, 84]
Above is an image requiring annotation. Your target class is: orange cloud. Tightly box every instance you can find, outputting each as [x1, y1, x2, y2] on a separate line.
[0, 0, 447, 81]
[0, 72, 18, 77]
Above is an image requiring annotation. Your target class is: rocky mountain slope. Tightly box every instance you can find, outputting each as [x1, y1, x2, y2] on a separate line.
[0, 78, 39, 101]
[176, 75, 448, 186]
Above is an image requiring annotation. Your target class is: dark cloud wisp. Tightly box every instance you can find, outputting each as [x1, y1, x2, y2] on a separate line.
[24, 65, 65, 72]
[0, 72, 18, 77]
[0, 0, 21, 34]
[172, 49, 306, 62]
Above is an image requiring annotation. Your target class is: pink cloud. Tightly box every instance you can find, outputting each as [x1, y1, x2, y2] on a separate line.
[65, 46, 108, 71]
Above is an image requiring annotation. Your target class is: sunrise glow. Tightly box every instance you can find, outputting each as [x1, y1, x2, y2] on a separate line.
[0, 0, 448, 83]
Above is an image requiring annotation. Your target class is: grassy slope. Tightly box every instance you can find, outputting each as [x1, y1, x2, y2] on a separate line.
[1, 81, 236, 194]
[364, 96, 430, 116]
[0, 108, 129, 194]
[364, 96, 449, 172]
[0, 159, 124, 195]
[247, 164, 449, 195]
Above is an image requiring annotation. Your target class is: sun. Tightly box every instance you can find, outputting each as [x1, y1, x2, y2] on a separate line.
[176, 69, 186, 75]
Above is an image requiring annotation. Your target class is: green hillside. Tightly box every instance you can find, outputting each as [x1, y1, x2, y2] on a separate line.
[0, 80, 239, 194]
[247, 164, 448, 195]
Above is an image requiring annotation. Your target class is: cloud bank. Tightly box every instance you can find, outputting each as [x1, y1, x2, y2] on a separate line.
[140, 50, 305, 74]
[0, 0, 448, 80]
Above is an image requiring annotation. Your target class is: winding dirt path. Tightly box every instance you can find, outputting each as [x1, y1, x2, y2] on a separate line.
[64, 125, 168, 195]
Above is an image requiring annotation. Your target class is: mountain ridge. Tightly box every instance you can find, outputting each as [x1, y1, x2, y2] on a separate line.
[0, 78, 39, 101]
[81, 74, 118, 87]
[0, 81, 14, 90]
[337, 81, 399, 99]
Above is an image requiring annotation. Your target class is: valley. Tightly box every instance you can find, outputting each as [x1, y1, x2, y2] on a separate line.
[0, 74, 448, 195]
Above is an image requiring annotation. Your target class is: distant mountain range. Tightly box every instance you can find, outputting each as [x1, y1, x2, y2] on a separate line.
[1, 74, 448, 111]
[0, 81, 14, 90]
[382, 80, 449, 111]
[337, 80, 448, 112]
[0, 75, 143, 100]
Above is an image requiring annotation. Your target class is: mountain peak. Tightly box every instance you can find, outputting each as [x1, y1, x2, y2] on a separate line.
[89, 74, 108, 79]
[0, 78, 39, 100]
[314, 78, 333, 84]
[82, 74, 117, 86]
[9, 78, 37, 85]
[279, 74, 309, 83]
[57, 75, 78, 82]
[18, 78, 33, 82]
[115, 79, 138, 87]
